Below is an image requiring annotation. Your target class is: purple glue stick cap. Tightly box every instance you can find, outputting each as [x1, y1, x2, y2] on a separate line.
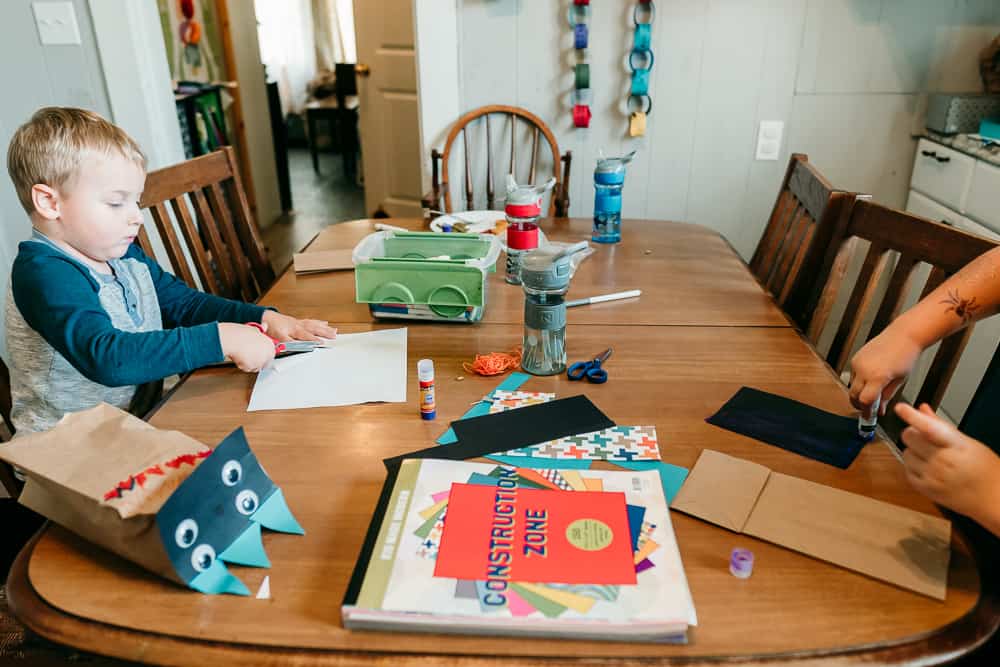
[730, 547, 754, 579]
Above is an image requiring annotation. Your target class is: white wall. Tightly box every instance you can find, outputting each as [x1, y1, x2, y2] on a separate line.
[0, 0, 116, 361]
[226, 0, 282, 230]
[416, 0, 1000, 258]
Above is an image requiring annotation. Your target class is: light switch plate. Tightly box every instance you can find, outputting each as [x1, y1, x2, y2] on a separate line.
[755, 120, 784, 161]
[33, 2, 82, 46]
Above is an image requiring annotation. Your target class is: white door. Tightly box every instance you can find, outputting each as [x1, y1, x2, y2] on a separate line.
[353, 0, 424, 218]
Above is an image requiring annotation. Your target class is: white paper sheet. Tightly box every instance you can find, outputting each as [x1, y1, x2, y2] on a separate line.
[247, 328, 407, 411]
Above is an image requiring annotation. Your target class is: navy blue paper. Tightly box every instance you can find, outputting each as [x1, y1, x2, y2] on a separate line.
[706, 386, 866, 469]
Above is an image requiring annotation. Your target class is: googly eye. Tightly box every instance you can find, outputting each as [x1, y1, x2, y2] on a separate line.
[221, 460, 242, 486]
[191, 544, 215, 572]
[174, 519, 198, 549]
[235, 489, 259, 516]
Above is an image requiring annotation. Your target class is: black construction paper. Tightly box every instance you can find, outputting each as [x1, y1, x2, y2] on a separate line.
[382, 395, 616, 472]
[706, 386, 865, 469]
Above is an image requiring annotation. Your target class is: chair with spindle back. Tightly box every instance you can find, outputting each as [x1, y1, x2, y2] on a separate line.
[423, 105, 571, 218]
[802, 198, 998, 436]
[138, 146, 276, 303]
[749, 154, 857, 329]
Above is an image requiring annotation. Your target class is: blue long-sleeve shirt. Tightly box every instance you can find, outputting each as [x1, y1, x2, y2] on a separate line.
[5, 231, 268, 433]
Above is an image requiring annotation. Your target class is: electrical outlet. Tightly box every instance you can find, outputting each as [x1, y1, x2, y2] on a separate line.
[755, 121, 784, 161]
[33, 2, 82, 46]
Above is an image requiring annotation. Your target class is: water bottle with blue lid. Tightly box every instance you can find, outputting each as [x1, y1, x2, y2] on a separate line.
[592, 150, 636, 244]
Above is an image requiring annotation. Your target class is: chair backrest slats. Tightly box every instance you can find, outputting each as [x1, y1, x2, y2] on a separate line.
[766, 204, 809, 293]
[463, 128, 473, 211]
[207, 182, 255, 302]
[149, 201, 197, 287]
[828, 242, 893, 373]
[435, 106, 568, 217]
[140, 147, 274, 302]
[169, 195, 219, 295]
[191, 188, 237, 297]
[750, 154, 860, 333]
[529, 127, 539, 184]
[868, 253, 919, 340]
[485, 114, 495, 210]
[805, 199, 997, 412]
[508, 113, 516, 177]
[136, 225, 156, 259]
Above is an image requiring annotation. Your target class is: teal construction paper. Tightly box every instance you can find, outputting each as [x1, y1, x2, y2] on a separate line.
[254, 488, 305, 535]
[485, 455, 593, 469]
[613, 461, 689, 504]
[189, 559, 249, 596]
[437, 372, 532, 444]
[219, 522, 271, 568]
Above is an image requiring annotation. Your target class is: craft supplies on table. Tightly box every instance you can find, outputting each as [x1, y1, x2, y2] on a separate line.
[566, 289, 641, 308]
[418, 359, 436, 420]
[729, 548, 754, 579]
[520, 242, 589, 376]
[342, 459, 697, 642]
[353, 231, 501, 323]
[593, 151, 636, 243]
[567, 347, 612, 384]
[503, 176, 555, 285]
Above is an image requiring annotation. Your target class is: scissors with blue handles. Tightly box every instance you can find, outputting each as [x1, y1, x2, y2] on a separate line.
[567, 347, 613, 384]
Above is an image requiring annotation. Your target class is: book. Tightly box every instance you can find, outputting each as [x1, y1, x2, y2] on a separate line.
[342, 459, 697, 642]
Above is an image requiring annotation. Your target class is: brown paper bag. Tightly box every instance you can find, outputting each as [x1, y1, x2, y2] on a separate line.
[0, 403, 209, 584]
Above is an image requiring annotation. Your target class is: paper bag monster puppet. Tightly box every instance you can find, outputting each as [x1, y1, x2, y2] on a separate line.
[0, 404, 303, 595]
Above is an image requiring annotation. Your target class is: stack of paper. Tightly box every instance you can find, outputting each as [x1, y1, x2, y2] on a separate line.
[343, 459, 697, 642]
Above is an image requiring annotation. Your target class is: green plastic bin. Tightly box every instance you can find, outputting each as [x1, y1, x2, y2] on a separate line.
[353, 231, 502, 322]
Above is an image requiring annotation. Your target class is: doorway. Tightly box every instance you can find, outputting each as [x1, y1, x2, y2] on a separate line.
[253, 0, 365, 268]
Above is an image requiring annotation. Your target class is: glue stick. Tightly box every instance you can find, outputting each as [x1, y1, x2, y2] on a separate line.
[418, 359, 436, 420]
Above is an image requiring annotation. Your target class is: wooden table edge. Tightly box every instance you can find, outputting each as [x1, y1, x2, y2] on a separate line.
[7, 527, 998, 666]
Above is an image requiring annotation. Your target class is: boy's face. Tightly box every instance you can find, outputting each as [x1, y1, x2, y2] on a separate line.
[41, 151, 146, 266]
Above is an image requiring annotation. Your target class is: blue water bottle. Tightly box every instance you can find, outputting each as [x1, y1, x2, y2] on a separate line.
[592, 150, 636, 244]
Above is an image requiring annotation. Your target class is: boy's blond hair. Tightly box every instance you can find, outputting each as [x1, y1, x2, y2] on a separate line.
[6, 107, 146, 214]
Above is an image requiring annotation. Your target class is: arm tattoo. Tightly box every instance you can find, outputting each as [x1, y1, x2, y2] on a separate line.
[941, 289, 980, 324]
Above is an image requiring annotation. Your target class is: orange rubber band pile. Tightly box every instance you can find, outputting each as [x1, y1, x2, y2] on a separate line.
[463, 346, 522, 376]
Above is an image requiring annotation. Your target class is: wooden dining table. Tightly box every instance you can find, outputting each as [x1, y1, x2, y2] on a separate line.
[6, 218, 996, 665]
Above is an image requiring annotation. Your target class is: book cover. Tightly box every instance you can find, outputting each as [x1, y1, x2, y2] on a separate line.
[344, 459, 696, 641]
[434, 481, 637, 585]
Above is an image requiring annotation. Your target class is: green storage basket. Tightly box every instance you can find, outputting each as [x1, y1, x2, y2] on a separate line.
[353, 231, 501, 322]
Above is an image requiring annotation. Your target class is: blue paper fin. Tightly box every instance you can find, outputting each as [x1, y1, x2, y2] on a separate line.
[437, 372, 532, 444]
[219, 521, 270, 567]
[189, 559, 250, 596]
[253, 488, 304, 534]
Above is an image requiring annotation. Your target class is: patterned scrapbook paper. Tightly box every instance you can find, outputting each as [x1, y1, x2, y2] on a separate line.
[500, 425, 660, 461]
[488, 390, 556, 414]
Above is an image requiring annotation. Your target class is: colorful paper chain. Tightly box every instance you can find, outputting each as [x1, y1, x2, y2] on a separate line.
[569, 0, 592, 128]
[627, 0, 654, 136]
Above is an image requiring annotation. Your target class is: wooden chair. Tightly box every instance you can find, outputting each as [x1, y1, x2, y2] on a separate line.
[423, 105, 571, 218]
[803, 198, 998, 426]
[749, 154, 856, 329]
[0, 358, 19, 498]
[138, 146, 276, 303]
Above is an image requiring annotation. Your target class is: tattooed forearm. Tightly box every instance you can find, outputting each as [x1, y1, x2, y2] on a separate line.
[941, 289, 980, 324]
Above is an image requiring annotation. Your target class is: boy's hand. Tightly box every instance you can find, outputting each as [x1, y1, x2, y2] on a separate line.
[218, 322, 276, 372]
[896, 402, 1000, 528]
[849, 330, 924, 417]
[261, 311, 337, 342]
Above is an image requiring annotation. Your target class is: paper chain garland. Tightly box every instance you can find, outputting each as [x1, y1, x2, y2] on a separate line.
[567, 1, 655, 136]
[628, 0, 654, 137]
[569, 0, 592, 128]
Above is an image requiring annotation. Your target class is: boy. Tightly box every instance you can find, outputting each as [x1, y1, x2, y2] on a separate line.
[849, 244, 1000, 537]
[5, 107, 336, 434]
